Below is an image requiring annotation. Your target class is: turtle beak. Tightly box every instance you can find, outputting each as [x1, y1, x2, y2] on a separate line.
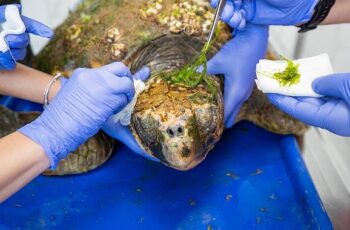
[156, 125, 206, 171]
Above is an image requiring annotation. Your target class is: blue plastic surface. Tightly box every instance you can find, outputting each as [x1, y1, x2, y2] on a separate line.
[0, 98, 332, 229]
[0, 96, 42, 112]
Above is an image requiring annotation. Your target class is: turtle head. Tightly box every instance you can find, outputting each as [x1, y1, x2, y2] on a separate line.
[137, 112, 198, 170]
[158, 104, 221, 171]
[128, 35, 223, 170]
[131, 91, 222, 171]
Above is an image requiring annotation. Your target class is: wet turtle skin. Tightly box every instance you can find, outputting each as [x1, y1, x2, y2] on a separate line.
[0, 106, 115, 176]
[30, 0, 308, 171]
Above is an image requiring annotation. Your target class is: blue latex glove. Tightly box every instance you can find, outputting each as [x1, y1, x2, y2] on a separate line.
[0, 4, 53, 70]
[268, 73, 350, 136]
[19, 62, 136, 168]
[207, 24, 269, 128]
[102, 67, 160, 162]
[210, 0, 318, 29]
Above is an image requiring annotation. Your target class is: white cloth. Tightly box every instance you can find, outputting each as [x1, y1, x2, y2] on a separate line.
[255, 53, 334, 97]
[112, 80, 146, 126]
[0, 5, 26, 52]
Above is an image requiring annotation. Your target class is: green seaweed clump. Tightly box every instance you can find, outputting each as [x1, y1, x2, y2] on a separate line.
[273, 57, 301, 87]
[162, 43, 217, 97]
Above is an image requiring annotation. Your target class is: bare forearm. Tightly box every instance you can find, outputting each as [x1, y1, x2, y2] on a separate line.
[0, 64, 61, 104]
[0, 66, 60, 202]
[322, 0, 350, 24]
[0, 132, 50, 203]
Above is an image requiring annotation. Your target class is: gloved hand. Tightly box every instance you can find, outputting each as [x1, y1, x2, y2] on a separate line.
[268, 73, 350, 136]
[102, 66, 160, 162]
[0, 4, 53, 70]
[19, 62, 135, 168]
[210, 0, 318, 29]
[207, 24, 269, 128]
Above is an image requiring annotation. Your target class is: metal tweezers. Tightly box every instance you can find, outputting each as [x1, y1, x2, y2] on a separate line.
[207, 0, 227, 46]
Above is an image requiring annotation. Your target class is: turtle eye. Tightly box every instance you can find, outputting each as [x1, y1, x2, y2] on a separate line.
[194, 106, 217, 136]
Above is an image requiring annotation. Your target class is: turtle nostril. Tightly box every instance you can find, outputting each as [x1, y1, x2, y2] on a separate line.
[167, 128, 175, 137]
[167, 126, 184, 138]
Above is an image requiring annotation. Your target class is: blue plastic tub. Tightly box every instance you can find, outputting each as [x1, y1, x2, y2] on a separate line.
[0, 98, 332, 229]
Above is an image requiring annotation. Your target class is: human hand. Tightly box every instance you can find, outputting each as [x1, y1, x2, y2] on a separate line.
[268, 73, 350, 136]
[207, 24, 269, 128]
[19, 62, 135, 168]
[0, 4, 53, 70]
[102, 66, 160, 162]
[210, 0, 317, 29]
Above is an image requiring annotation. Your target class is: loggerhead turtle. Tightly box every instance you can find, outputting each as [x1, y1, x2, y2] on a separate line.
[7, 0, 307, 174]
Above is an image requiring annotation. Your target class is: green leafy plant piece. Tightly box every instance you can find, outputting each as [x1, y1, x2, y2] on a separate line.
[160, 23, 227, 99]
[161, 42, 217, 98]
[273, 57, 301, 87]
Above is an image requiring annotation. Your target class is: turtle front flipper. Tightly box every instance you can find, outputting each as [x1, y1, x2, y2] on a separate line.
[0, 106, 115, 176]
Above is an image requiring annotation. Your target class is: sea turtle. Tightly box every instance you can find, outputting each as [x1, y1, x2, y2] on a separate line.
[24, 0, 307, 173]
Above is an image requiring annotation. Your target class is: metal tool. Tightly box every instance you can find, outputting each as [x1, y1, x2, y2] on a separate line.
[206, 0, 227, 46]
[0, 5, 25, 63]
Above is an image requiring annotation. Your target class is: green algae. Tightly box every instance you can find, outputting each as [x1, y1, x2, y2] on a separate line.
[258, 56, 301, 87]
[161, 42, 217, 98]
[273, 57, 301, 87]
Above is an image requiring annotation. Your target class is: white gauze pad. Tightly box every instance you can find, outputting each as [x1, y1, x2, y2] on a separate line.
[0, 5, 25, 52]
[255, 53, 333, 97]
[112, 79, 146, 126]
